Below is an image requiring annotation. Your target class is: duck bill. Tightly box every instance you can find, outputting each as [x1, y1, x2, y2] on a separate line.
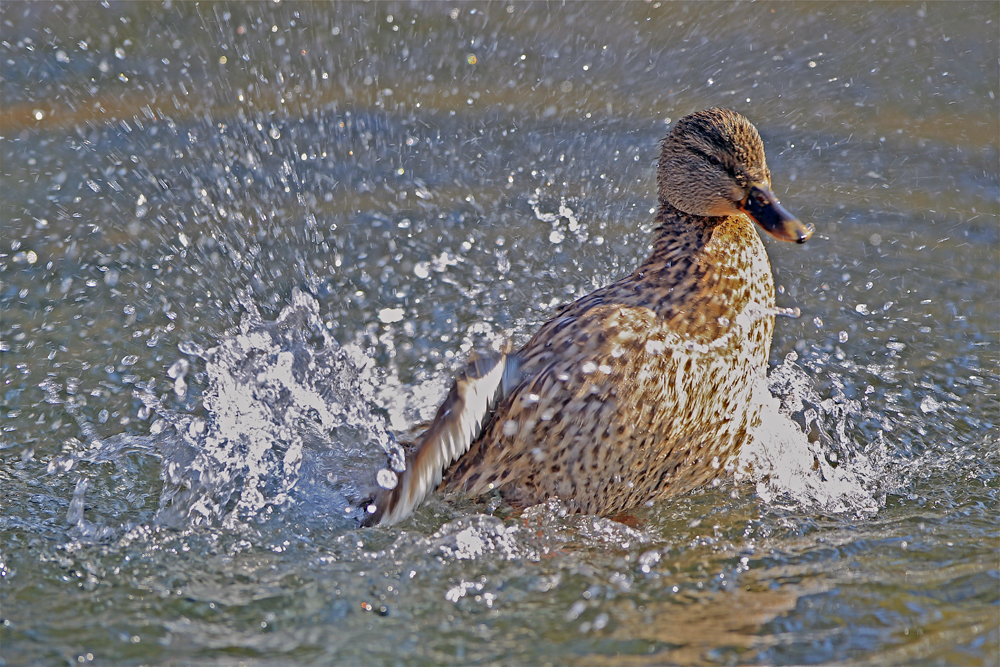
[740, 183, 814, 243]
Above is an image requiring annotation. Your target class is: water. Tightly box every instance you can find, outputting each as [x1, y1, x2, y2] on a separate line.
[2, 2, 997, 665]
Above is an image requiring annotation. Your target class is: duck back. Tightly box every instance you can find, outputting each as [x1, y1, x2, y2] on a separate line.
[444, 205, 776, 514]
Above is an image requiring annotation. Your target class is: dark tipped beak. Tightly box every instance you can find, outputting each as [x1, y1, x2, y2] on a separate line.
[739, 183, 814, 243]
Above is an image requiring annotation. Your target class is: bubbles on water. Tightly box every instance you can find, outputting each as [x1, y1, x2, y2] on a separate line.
[435, 517, 517, 561]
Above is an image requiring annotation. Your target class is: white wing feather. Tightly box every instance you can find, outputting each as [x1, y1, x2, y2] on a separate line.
[368, 344, 518, 526]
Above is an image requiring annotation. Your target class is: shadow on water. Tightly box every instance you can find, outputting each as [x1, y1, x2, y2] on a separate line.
[2, 2, 997, 666]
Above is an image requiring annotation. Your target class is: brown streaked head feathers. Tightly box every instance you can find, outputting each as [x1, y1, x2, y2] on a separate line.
[658, 107, 770, 218]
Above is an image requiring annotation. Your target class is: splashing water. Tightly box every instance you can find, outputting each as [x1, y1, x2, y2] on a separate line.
[138, 289, 403, 530]
[45, 282, 892, 541]
[129, 290, 889, 533]
[738, 352, 893, 515]
[529, 191, 589, 244]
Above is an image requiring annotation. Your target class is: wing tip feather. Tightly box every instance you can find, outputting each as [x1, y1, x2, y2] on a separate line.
[359, 343, 519, 526]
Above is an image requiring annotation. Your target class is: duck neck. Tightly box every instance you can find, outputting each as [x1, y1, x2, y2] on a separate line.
[630, 199, 775, 342]
[641, 200, 721, 270]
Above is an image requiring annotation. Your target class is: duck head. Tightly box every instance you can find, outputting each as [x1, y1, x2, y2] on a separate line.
[658, 108, 813, 243]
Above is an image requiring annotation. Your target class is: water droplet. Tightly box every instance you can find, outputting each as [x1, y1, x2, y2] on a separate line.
[377, 308, 405, 324]
[66, 477, 89, 525]
[178, 341, 204, 357]
[376, 468, 398, 490]
[167, 358, 189, 380]
[920, 396, 942, 414]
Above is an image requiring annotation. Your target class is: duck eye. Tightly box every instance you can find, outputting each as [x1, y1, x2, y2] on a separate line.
[708, 155, 722, 166]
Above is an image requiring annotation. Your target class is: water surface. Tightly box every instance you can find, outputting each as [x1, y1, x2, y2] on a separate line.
[1, 2, 997, 665]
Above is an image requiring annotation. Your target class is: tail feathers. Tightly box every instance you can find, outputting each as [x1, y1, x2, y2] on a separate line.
[360, 343, 519, 526]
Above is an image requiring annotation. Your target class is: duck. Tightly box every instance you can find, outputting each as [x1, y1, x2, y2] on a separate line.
[360, 107, 813, 527]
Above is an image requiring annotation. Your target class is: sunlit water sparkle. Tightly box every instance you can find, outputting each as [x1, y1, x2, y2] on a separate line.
[52, 289, 892, 543]
[2, 2, 996, 665]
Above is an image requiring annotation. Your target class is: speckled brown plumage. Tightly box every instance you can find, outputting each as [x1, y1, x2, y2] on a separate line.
[362, 108, 812, 526]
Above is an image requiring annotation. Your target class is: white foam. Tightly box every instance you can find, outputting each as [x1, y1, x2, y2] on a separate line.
[147, 289, 401, 528]
[737, 355, 890, 515]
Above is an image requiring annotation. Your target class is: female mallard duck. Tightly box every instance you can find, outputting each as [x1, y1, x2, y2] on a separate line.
[361, 108, 812, 526]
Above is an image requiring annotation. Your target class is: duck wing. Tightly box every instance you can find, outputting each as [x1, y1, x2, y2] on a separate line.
[360, 342, 521, 526]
